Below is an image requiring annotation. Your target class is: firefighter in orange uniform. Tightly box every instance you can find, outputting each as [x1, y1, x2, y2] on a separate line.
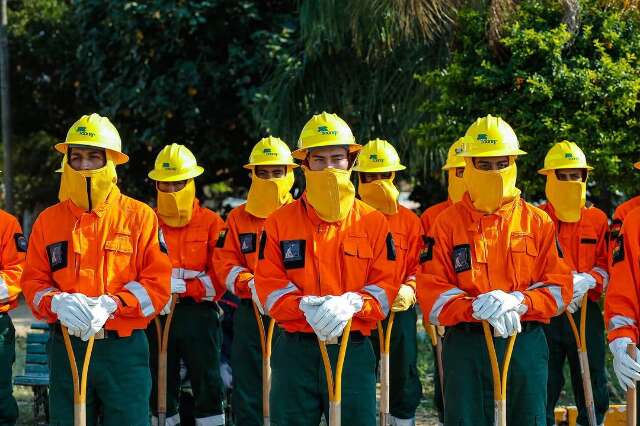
[254, 112, 397, 425]
[212, 136, 297, 425]
[609, 160, 640, 251]
[21, 113, 171, 425]
[416, 115, 572, 426]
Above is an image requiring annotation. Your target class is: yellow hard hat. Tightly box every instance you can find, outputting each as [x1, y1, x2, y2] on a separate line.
[293, 111, 361, 160]
[55, 113, 129, 164]
[352, 138, 406, 172]
[442, 138, 466, 170]
[243, 136, 298, 169]
[459, 114, 527, 157]
[148, 143, 204, 182]
[538, 141, 593, 175]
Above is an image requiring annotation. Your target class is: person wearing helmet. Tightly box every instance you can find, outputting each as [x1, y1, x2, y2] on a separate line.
[418, 137, 466, 425]
[537, 141, 609, 426]
[146, 143, 226, 425]
[21, 113, 172, 425]
[416, 115, 572, 425]
[254, 112, 397, 425]
[212, 136, 297, 425]
[353, 138, 423, 426]
[608, 160, 640, 265]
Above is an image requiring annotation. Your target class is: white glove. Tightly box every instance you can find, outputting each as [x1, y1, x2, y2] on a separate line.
[159, 295, 174, 316]
[487, 315, 507, 338]
[610, 337, 640, 391]
[51, 293, 94, 336]
[567, 272, 596, 313]
[248, 279, 265, 315]
[220, 361, 233, 389]
[472, 290, 524, 320]
[501, 310, 522, 337]
[80, 295, 118, 341]
[170, 277, 187, 294]
[310, 293, 363, 341]
[300, 296, 331, 338]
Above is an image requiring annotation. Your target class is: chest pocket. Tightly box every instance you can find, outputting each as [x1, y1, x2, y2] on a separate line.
[510, 233, 538, 285]
[578, 231, 598, 272]
[343, 235, 373, 290]
[104, 233, 134, 287]
[184, 227, 208, 269]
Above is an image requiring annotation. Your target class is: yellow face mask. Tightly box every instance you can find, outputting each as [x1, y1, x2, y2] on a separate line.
[358, 174, 399, 216]
[303, 166, 355, 222]
[245, 170, 295, 218]
[157, 179, 196, 228]
[447, 169, 466, 203]
[545, 172, 586, 223]
[463, 158, 520, 214]
[61, 161, 117, 211]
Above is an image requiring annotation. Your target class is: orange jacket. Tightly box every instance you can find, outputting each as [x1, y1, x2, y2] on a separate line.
[540, 203, 609, 301]
[420, 200, 452, 235]
[387, 205, 423, 290]
[0, 209, 26, 313]
[212, 204, 265, 299]
[254, 195, 397, 334]
[605, 207, 640, 342]
[159, 199, 225, 302]
[417, 194, 572, 326]
[609, 195, 640, 262]
[21, 187, 172, 336]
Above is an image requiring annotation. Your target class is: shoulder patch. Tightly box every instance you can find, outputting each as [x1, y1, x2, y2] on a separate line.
[46, 241, 68, 272]
[386, 233, 396, 261]
[610, 219, 622, 241]
[420, 236, 435, 264]
[216, 229, 228, 248]
[258, 231, 267, 260]
[158, 229, 168, 254]
[612, 235, 625, 265]
[239, 233, 257, 254]
[280, 239, 305, 269]
[14, 233, 27, 253]
[452, 244, 471, 274]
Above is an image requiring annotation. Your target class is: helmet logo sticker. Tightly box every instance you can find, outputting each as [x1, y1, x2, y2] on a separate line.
[75, 126, 95, 138]
[564, 153, 577, 160]
[317, 126, 338, 136]
[162, 162, 176, 171]
[369, 154, 384, 163]
[477, 133, 497, 145]
[262, 148, 277, 156]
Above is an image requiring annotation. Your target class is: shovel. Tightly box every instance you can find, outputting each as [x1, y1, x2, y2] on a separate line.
[61, 326, 95, 426]
[154, 295, 178, 426]
[425, 324, 445, 409]
[253, 302, 276, 426]
[377, 312, 395, 426]
[319, 319, 353, 426]
[482, 321, 517, 426]
[628, 343, 637, 426]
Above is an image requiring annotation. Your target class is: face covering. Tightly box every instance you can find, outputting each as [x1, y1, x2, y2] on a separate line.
[545, 172, 586, 223]
[447, 169, 467, 203]
[245, 170, 295, 218]
[157, 179, 196, 228]
[61, 161, 117, 211]
[303, 166, 355, 222]
[358, 175, 399, 215]
[463, 158, 520, 214]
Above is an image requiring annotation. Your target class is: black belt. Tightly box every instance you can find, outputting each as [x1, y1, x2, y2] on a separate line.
[284, 330, 366, 344]
[52, 322, 123, 340]
[452, 321, 541, 334]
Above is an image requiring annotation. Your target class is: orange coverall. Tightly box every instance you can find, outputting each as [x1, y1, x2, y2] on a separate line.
[420, 200, 452, 236]
[0, 209, 26, 313]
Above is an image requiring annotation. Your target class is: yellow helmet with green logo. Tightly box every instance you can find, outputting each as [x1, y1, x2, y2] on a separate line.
[293, 112, 360, 160]
[56, 113, 129, 164]
[538, 141, 592, 175]
[352, 138, 406, 172]
[243, 136, 298, 169]
[459, 114, 526, 157]
[442, 138, 466, 170]
[148, 143, 204, 182]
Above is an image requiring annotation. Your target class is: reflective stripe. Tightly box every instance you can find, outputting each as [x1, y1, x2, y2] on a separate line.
[592, 267, 609, 290]
[195, 414, 225, 425]
[265, 281, 298, 314]
[527, 281, 546, 290]
[199, 275, 216, 301]
[172, 268, 202, 280]
[548, 285, 565, 316]
[124, 281, 155, 317]
[609, 315, 636, 332]
[363, 284, 390, 316]
[152, 414, 181, 426]
[429, 288, 465, 326]
[33, 287, 57, 311]
[0, 277, 7, 300]
[225, 266, 246, 294]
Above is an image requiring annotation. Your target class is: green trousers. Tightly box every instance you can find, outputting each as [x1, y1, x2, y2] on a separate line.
[443, 322, 548, 426]
[146, 301, 224, 425]
[432, 340, 444, 424]
[0, 314, 18, 426]
[270, 331, 377, 426]
[231, 299, 281, 426]
[544, 300, 609, 426]
[48, 328, 151, 426]
[370, 307, 422, 420]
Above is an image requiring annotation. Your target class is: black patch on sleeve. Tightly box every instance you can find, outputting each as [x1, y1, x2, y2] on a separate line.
[258, 231, 267, 260]
[280, 239, 305, 269]
[239, 233, 257, 254]
[158, 229, 168, 254]
[613, 235, 625, 265]
[215, 229, 228, 248]
[46, 241, 68, 272]
[420, 236, 435, 264]
[386, 233, 396, 261]
[14, 233, 27, 252]
[610, 219, 623, 240]
[452, 244, 471, 274]
[556, 239, 564, 258]
[580, 238, 597, 245]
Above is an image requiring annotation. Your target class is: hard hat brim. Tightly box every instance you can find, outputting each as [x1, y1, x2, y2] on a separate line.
[538, 164, 594, 175]
[352, 164, 406, 172]
[458, 148, 527, 157]
[292, 143, 361, 160]
[442, 162, 466, 171]
[148, 166, 204, 182]
[243, 161, 299, 170]
[55, 142, 129, 165]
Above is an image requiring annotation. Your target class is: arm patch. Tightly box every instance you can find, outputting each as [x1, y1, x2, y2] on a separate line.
[14, 233, 27, 252]
[452, 244, 471, 273]
[420, 236, 435, 264]
[386, 233, 396, 261]
[612, 235, 625, 265]
[216, 229, 228, 248]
